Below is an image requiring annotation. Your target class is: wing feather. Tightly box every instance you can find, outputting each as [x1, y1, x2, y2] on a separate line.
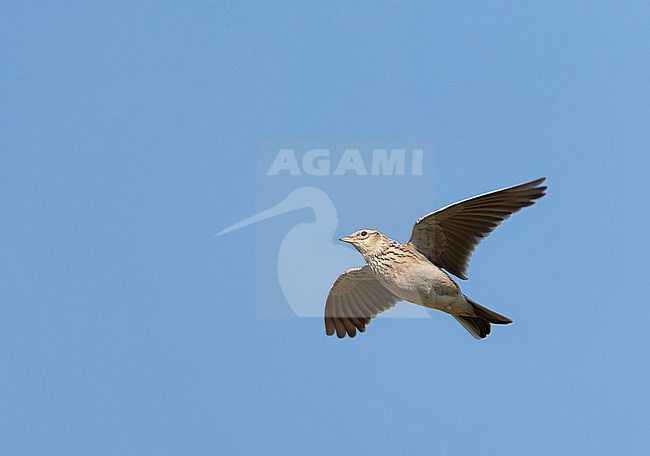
[324, 266, 401, 338]
[408, 178, 546, 279]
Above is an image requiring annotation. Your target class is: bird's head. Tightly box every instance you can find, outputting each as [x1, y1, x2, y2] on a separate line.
[339, 229, 389, 258]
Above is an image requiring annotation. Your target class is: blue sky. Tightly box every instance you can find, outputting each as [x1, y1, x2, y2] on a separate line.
[2, 1, 649, 455]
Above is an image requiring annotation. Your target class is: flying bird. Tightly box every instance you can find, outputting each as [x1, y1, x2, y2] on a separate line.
[324, 177, 547, 339]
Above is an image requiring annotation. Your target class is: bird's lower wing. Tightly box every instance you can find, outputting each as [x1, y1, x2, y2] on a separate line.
[324, 266, 401, 338]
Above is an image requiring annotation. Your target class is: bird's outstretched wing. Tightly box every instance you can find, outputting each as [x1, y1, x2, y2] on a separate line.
[408, 177, 547, 280]
[324, 266, 401, 338]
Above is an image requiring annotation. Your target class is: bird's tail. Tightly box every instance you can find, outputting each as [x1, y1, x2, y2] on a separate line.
[453, 296, 512, 339]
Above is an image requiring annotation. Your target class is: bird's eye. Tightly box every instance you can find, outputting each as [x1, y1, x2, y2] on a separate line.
[360, 231, 368, 237]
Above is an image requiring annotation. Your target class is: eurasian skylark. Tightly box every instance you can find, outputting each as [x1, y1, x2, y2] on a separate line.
[324, 177, 546, 339]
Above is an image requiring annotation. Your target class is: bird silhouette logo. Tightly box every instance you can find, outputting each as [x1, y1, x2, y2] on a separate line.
[217, 186, 430, 319]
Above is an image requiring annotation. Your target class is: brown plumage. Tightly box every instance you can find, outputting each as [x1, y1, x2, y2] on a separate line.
[324, 178, 546, 339]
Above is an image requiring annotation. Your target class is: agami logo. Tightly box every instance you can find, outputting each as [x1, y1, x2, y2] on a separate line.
[219, 140, 432, 320]
[267, 148, 424, 176]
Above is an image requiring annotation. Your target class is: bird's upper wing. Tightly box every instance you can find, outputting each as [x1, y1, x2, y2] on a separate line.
[324, 266, 401, 338]
[408, 178, 547, 280]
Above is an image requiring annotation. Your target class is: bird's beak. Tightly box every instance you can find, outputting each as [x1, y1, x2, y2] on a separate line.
[339, 236, 354, 244]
